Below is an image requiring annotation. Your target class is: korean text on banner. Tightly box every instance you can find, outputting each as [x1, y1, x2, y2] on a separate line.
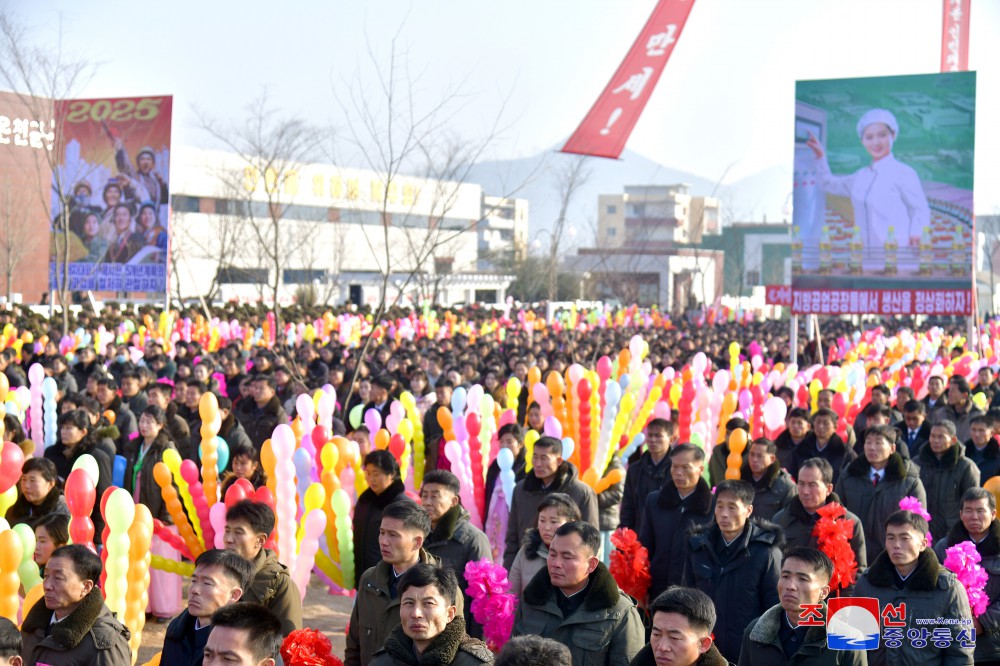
[941, 0, 971, 73]
[561, 0, 696, 159]
[50, 96, 173, 294]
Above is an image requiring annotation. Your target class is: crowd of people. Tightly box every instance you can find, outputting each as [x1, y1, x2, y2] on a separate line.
[0, 304, 993, 665]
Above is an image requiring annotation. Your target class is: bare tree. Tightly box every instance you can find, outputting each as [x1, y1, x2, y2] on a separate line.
[0, 10, 96, 333]
[0, 181, 39, 300]
[196, 92, 325, 330]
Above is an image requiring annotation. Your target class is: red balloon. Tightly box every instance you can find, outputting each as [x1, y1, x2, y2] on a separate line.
[0, 441, 24, 493]
[389, 434, 405, 459]
[224, 483, 249, 509]
[465, 413, 482, 437]
[65, 468, 96, 516]
[253, 486, 276, 510]
[577, 381, 592, 400]
[311, 425, 328, 450]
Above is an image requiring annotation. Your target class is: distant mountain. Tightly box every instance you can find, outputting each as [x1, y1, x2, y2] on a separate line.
[464, 146, 791, 248]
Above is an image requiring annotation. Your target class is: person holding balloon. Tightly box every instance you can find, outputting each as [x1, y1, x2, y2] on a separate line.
[5, 458, 69, 529]
[124, 404, 182, 621]
[44, 409, 112, 543]
[707, 418, 751, 487]
[219, 441, 268, 496]
[33, 513, 70, 577]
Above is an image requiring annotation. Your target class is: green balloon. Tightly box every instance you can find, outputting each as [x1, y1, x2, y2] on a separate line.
[349, 404, 364, 429]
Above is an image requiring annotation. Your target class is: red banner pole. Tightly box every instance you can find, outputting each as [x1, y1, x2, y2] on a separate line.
[941, 0, 971, 72]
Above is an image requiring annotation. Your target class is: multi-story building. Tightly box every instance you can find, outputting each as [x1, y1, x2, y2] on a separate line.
[477, 194, 528, 270]
[597, 183, 720, 247]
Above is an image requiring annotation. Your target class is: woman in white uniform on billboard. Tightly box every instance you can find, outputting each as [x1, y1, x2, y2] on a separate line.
[806, 109, 930, 272]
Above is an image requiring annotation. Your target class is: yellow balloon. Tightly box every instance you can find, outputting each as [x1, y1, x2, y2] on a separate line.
[304, 483, 326, 514]
[398, 419, 414, 444]
[0, 487, 15, 517]
[161, 448, 182, 474]
[320, 441, 339, 470]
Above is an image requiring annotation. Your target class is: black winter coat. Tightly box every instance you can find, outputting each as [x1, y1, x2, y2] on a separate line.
[774, 429, 805, 472]
[916, 442, 980, 541]
[424, 505, 492, 638]
[682, 519, 784, 663]
[160, 610, 209, 666]
[619, 450, 671, 531]
[598, 454, 626, 531]
[5, 486, 69, 529]
[772, 493, 867, 571]
[352, 478, 407, 586]
[738, 603, 866, 666]
[235, 394, 287, 449]
[741, 460, 796, 521]
[965, 437, 1000, 482]
[791, 433, 856, 483]
[638, 478, 714, 601]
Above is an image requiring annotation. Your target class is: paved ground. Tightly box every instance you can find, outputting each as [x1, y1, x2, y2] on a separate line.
[136, 578, 354, 664]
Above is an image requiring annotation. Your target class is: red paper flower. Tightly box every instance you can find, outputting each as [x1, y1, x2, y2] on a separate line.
[280, 628, 343, 666]
[609, 527, 652, 605]
[813, 503, 858, 592]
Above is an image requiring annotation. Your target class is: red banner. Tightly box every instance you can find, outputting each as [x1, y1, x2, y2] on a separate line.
[764, 285, 792, 306]
[561, 0, 696, 159]
[792, 289, 972, 316]
[941, 0, 970, 72]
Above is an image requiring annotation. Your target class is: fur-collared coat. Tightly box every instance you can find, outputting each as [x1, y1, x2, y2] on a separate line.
[853, 549, 973, 665]
[424, 505, 491, 638]
[772, 493, 867, 572]
[370, 617, 493, 666]
[834, 452, 926, 564]
[21, 587, 131, 666]
[681, 519, 785, 663]
[741, 460, 797, 521]
[916, 443, 980, 541]
[737, 603, 866, 666]
[637, 478, 715, 601]
[512, 562, 645, 666]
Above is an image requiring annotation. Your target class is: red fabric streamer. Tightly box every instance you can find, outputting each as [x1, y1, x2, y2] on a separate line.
[280, 628, 343, 666]
[609, 527, 652, 605]
[812, 503, 858, 592]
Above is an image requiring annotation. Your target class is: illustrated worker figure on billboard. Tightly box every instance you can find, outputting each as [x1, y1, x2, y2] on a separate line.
[806, 109, 930, 272]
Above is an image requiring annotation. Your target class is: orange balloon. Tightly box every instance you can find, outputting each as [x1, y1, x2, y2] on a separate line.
[546, 372, 565, 399]
[152, 462, 172, 488]
[21, 583, 43, 625]
[527, 366, 541, 387]
[581, 467, 599, 490]
[260, 439, 276, 475]
[728, 429, 748, 456]
[985, 477, 1000, 508]
[374, 429, 390, 451]
[0, 530, 20, 572]
[104, 409, 116, 425]
[437, 409, 453, 433]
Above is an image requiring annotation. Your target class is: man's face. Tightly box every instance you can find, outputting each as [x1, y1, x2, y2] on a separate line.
[928, 426, 955, 456]
[370, 385, 388, 405]
[113, 205, 131, 231]
[547, 532, 597, 593]
[961, 498, 996, 537]
[435, 386, 452, 407]
[981, 368, 994, 387]
[948, 382, 966, 406]
[812, 415, 835, 441]
[788, 417, 810, 440]
[379, 517, 423, 566]
[714, 492, 752, 537]
[864, 433, 894, 467]
[187, 564, 242, 619]
[121, 377, 139, 398]
[816, 391, 833, 411]
[532, 445, 562, 481]
[778, 558, 830, 616]
[748, 443, 775, 476]
[400, 584, 456, 648]
[42, 556, 92, 615]
[867, 411, 888, 428]
[796, 465, 832, 513]
[96, 383, 115, 407]
[928, 377, 944, 398]
[223, 518, 264, 561]
[902, 410, 924, 430]
[870, 390, 888, 407]
[137, 152, 154, 174]
[364, 464, 394, 494]
[419, 483, 458, 524]
[204, 626, 274, 666]
[646, 427, 670, 457]
[669, 450, 703, 492]
[649, 611, 711, 666]
[885, 523, 926, 568]
[252, 381, 274, 405]
[147, 389, 170, 411]
[971, 422, 993, 446]
[186, 386, 203, 409]
[104, 185, 121, 206]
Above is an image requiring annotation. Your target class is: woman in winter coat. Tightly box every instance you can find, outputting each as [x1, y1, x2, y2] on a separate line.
[5, 457, 70, 529]
[508, 493, 580, 597]
[123, 404, 181, 621]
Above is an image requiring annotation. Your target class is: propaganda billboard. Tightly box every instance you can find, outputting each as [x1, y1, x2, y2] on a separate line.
[790, 72, 975, 315]
[50, 95, 172, 293]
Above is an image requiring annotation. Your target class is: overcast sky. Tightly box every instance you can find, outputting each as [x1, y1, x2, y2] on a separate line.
[12, 0, 1000, 213]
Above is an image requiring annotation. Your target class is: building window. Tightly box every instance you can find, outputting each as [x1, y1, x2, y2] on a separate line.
[171, 195, 200, 213]
[607, 227, 617, 237]
[283, 269, 328, 284]
[217, 267, 268, 284]
[607, 205, 617, 215]
[746, 270, 761, 286]
[434, 257, 454, 275]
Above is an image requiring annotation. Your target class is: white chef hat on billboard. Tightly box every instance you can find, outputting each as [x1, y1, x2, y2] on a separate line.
[856, 109, 899, 139]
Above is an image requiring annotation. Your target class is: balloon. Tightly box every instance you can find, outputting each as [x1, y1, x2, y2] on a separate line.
[199, 391, 220, 424]
[13, 523, 40, 590]
[71, 454, 100, 488]
[209, 501, 228, 549]
[388, 433, 405, 459]
[561, 437, 574, 461]
[65, 467, 96, 516]
[0, 530, 21, 621]
[104, 487, 136, 533]
[112, 455, 127, 488]
[728, 429, 749, 455]
[349, 404, 364, 429]
[375, 429, 390, 451]
[544, 417, 562, 439]
[215, 437, 230, 472]
[0, 442, 23, 493]
[762, 396, 787, 432]
[320, 441, 339, 471]
[224, 478, 253, 508]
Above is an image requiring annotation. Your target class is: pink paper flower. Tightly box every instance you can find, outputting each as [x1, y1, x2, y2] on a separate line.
[943, 541, 990, 617]
[465, 558, 517, 650]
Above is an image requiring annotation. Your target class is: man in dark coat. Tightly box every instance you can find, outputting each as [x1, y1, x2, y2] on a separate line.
[638, 443, 714, 601]
[772, 458, 866, 572]
[896, 400, 931, 457]
[512, 522, 645, 666]
[628, 587, 728, 666]
[619, 418, 675, 531]
[354, 450, 408, 584]
[852, 404, 911, 461]
[222, 501, 302, 636]
[95, 375, 136, 452]
[742, 438, 796, 521]
[853, 510, 974, 665]
[917, 419, 980, 542]
[738, 547, 864, 666]
[708, 418, 751, 487]
[835, 424, 926, 564]
[503, 436, 599, 569]
[370, 564, 492, 666]
[71, 346, 101, 390]
[421, 471, 492, 638]
[682, 480, 783, 663]
[161, 549, 255, 666]
[21, 545, 131, 666]
[147, 382, 193, 460]
[774, 408, 811, 472]
[965, 414, 1000, 481]
[933, 374, 985, 443]
[791, 409, 856, 483]
[235, 375, 288, 449]
[933, 487, 1000, 663]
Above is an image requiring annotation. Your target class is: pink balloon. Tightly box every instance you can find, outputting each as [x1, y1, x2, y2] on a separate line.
[179, 459, 200, 484]
[209, 502, 227, 549]
[543, 416, 562, 439]
[762, 396, 787, 431]
[364, 408, 382, 440]
[652, 402, 671, 421]
[596, 356, 612, 382]
[532, 383, 550, 406]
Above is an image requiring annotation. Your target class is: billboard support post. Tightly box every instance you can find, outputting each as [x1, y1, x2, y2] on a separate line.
[790, 315, 798, 366]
